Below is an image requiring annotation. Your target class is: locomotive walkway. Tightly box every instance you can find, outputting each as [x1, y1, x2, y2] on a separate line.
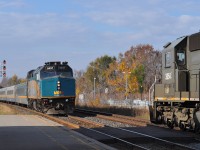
[0, 115, 114, 150]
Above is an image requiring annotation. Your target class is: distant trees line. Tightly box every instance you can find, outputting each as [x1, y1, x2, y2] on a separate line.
[0, 74, 26, 88]
[75, 44, 162, 101]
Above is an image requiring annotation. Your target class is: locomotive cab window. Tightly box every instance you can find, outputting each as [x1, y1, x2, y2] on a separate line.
[165, 52, 171, 68]
[176, 50, 185, 66]
[40, 67, 73, 79]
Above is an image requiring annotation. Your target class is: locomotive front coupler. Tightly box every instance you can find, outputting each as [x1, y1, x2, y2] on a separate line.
[55, 103, 64, 110]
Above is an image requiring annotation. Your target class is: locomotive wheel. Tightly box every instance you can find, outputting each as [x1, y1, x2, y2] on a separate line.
[179, 122, 186, 131]
[28, 99, 33, 109]
[167, 120, 174, 129]
[156, 115, 163, 124]
[195, 125, 200, 133]
[33, 101, 37, 110]
[173, 116, 179, 127]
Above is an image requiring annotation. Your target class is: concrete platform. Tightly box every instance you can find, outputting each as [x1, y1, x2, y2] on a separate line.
[0, 115, 115, 150]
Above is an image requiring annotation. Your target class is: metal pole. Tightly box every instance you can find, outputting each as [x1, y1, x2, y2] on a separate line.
[140, 85, 142, 100]
[94, 77, 96, 100]
[125, 74, 128, 100]
[123, 71, 130, 100]
[149, 76, 157, 105]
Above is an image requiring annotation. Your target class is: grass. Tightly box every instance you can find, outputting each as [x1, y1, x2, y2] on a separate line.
[0, 103, 19, 115]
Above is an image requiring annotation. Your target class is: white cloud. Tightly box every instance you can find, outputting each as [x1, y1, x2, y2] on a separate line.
[0, 12, 88, 48]
[0, 0, 25, 8]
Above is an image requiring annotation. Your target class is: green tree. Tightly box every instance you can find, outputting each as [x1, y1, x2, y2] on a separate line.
[85, 55, 116, 92]
[132, 64, 145, 99]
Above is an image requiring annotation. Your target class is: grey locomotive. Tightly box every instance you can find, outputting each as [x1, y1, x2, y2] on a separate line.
[149, 32, 200, 131]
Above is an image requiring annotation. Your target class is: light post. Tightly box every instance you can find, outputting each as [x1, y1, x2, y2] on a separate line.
[122, 71, 131, 100]
[94, 77, 96, 100]
[140, 85, 143, 100]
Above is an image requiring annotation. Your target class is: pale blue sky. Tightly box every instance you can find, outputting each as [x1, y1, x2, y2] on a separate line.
[0, 0, 200, 78]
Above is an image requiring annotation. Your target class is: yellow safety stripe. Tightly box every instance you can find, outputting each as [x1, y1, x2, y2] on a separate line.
[155, 97, 199, 101]
[17, 96, 28, 99]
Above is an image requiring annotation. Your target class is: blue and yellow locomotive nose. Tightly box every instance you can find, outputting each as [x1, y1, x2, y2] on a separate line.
[40, 77, 75, 99]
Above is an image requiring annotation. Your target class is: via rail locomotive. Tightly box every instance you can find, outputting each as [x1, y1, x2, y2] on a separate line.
[149, 32, 200, 132]
[0, 61, 76, 114]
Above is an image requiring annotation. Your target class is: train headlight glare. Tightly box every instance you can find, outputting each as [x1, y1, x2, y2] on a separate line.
[49, 100, 53, 103]
[57, 81, 60, 84]
[66, 99, 69, 102]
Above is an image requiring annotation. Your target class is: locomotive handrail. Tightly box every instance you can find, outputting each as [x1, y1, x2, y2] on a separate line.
[148, 76, 157, 106]
[176, 68, 200, 72]
[177, 69, 189, 72]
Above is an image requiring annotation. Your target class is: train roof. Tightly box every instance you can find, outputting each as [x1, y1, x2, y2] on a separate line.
[163, 36, 187, 52]
[163, 32, 200, 51]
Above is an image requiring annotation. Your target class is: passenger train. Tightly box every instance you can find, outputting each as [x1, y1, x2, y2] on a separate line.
[149, 32, 200, 132]
[0, 61, 76, 114]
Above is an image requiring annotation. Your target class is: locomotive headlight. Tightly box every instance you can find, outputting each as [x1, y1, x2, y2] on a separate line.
[57, 81, 61, 90]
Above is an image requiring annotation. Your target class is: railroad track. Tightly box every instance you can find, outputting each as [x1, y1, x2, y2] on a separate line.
[75, 108, 149, 126]
[1, 103, 199, 150]
[58, 115, 195, 149]
[74, 108, 198, 131]
[84, 126, 196, 150]
[73, 108, 199, 149]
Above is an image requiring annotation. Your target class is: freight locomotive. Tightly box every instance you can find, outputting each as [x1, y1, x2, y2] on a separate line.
[149, 32, 200, 131]
[0, 61, 76, 114]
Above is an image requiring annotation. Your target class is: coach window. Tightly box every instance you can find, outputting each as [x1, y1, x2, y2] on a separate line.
[176, 50, 185, 66]
[165, 52, 171, 68]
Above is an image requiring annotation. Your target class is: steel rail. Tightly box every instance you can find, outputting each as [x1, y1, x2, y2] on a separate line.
[115, 127, 195, 150]
[85, 127, 149, 150]
[75, 108, 196, 149]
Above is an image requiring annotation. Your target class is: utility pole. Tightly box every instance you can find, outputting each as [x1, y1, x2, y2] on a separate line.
[94, 77, 96, 100]
[122, 71, 131, 100]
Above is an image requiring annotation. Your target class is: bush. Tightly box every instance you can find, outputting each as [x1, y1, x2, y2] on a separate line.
[76, 103, 149, 120]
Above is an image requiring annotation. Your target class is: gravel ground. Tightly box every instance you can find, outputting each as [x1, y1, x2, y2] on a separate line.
[84, 116, 135, 128]
[59, 117, 96, 128]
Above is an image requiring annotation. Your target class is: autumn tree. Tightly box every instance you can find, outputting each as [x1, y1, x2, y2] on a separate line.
[78, 55, 116, 99]
[124, 44, 161, 93]
[75, 44, 162, 101]
[74, 70, 87, 97]
[7, 74, 26, 86]
[105, 55, 138, 99]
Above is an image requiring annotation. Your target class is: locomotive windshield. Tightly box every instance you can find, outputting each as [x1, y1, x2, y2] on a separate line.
[40, 65, 73, 79]
[40, 71, 72, 79]
[176, 50, 185, 66]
